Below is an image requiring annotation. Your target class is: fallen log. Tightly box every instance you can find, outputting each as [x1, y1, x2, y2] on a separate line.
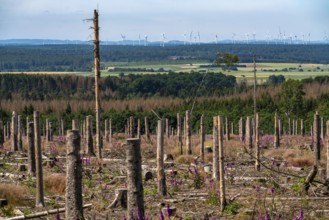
[7, 203, 92, 219]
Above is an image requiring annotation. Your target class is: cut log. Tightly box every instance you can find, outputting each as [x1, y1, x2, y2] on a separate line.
[108, 188, 127, 209]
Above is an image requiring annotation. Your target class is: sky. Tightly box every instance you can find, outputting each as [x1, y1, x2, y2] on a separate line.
[0, 0, 328, 42]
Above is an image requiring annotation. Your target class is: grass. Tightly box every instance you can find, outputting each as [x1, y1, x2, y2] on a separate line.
[2, 62, 329, 82]
[44, 173, 66, 195]
[0, 183, 29, 206]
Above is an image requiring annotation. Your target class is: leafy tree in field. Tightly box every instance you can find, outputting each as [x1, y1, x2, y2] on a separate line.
[267, 75, 285, 85]
[279, 79, 305, 118]
[215, 52, 240, 70]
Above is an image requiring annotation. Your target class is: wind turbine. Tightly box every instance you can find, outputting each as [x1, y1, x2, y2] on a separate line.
[301, 33, 305, 44]
[245, 33, 250, 44]
[138, 34, 141, 46]
[197, 32, 201, 45]
[215, 34, 218, 44]
[120, 34, 126, 45]
[308, 32, 311, 44]
[183, 33, 187, 45]
[231, 33, 236, 44]
[252, 32, 256, 43]
[161, 33, 166, 47]
[189, 31, 193, 45]
[144, 35, 148, 46]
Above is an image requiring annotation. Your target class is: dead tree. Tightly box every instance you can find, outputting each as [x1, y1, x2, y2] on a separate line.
[129, 116, 134, 137]
[126, 138, 145, 218]
[93, 9, 102, 159]
[17, 115, 23, 151]
[314, 112, 321, 166]
[177, 113, 183, 155]
[185, 110, 192, 155]
[225, 117, 230, 141]
[245, 116, 252, 148]
[144, 117, 150, 140]
[200, 114, 205, 162]
[0, 120, 4, 148]
[65, 130, 84, 220]
[72, 119, 79, 130]
[157, 120, 166, 196]
[165, 118, 169, 138]
[7, 121, 10, 140]
[213, 116, 219, 181]
[137, 118, 141, 139]
[109, 119, 112, 147]
[27, 122, 36, 176]
[255, 112, 260, 171]
[86, 115, 95, 156]
[104, 119, 109, 142]
[292, 119, 295, 136]
[321, 117, 324, 141]
[61, 118, 65, 137]
[239, 117, 245, 142]
[231, 122, 234, 135]
[274, 111, 280, 148]
[288, 117, 291, 135]
[34, 111, 45, 207]
[218, 116, 226, 211]
[11, 111, 18, 151]
[301, 119, 305, 137]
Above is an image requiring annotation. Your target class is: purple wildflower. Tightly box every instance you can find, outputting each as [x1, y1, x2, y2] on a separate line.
[122, 215, 126, 220]
[270, 187, 274, 194]
[145, 215, 149, 220]
[56, 209, 61, 220]
[264, 212, 269, 220]
[166, 204, 171, 217]
[255, 185, 260, 193]
[298, 207, 303, 220]
[136, 209, 141, 220]
[160, 210, 164, 220]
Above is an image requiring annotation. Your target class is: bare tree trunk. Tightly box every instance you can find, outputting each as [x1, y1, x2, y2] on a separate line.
[295, 119, 298, 136]
[34, 111, 44, 207]
[126, 138, 144, 219]
[239, 117, 245, 142]
[27, 122, 36, 176]
[274, 111, 280, 148]
[231, 122, 234, 135]
[301, 119, 305, 137]
[292, 119, 295, 136]
[109, 119, 112, 147]
[86, 115, 95, 156]
[225, 117, 230, 141]
[185, 110, 192, 155]
[104, 119, 109, 142]
[11, 111, 18, 151]
[157, 120, 166, 196]
[0, 120, 4, 147]
[129, 116, 134, 138]
[279, 119, 283, 137]
[72, 119, 79, 130]
[246, 116, 252, 148]
[93, 9, 102, 159]
[314, 112, 320, 166]
[288, 117, 291, 135]
[213, 116, 219, 181]
[321, 117, 324, 141]
[144, 117, 150, 140]
[61, 119, 65, 137]
[17, 115, 23, 151]
[7, 121, 10, 140]
[66, 130, 84, 220]
[177, 113, 183, 155]
[326, 130, 329, 180]
[200, 114, 205, 163]
[218, 116, 226, 211]
[137, 118, 141, 139]
[255, 112, 260, 171]
[165, 118, 169, 138]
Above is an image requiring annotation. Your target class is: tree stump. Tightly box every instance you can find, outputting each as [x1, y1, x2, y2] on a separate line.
[108, 188, 127, 209]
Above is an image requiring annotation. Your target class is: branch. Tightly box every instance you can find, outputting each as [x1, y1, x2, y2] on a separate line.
[242, 145, 325, 185]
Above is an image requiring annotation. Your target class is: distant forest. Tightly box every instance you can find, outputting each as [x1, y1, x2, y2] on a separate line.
[0, 72, 236, 100]
[0, 44, 329, 71]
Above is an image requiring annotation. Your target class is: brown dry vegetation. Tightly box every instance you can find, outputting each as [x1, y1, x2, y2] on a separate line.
[1, 81, 329, 113]
[0, 183, 29, 206]
[44, 174, 66, 195]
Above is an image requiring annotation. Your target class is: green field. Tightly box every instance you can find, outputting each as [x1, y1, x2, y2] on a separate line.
[98, 62, 329, 83]
[3, 62, 329, 83]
